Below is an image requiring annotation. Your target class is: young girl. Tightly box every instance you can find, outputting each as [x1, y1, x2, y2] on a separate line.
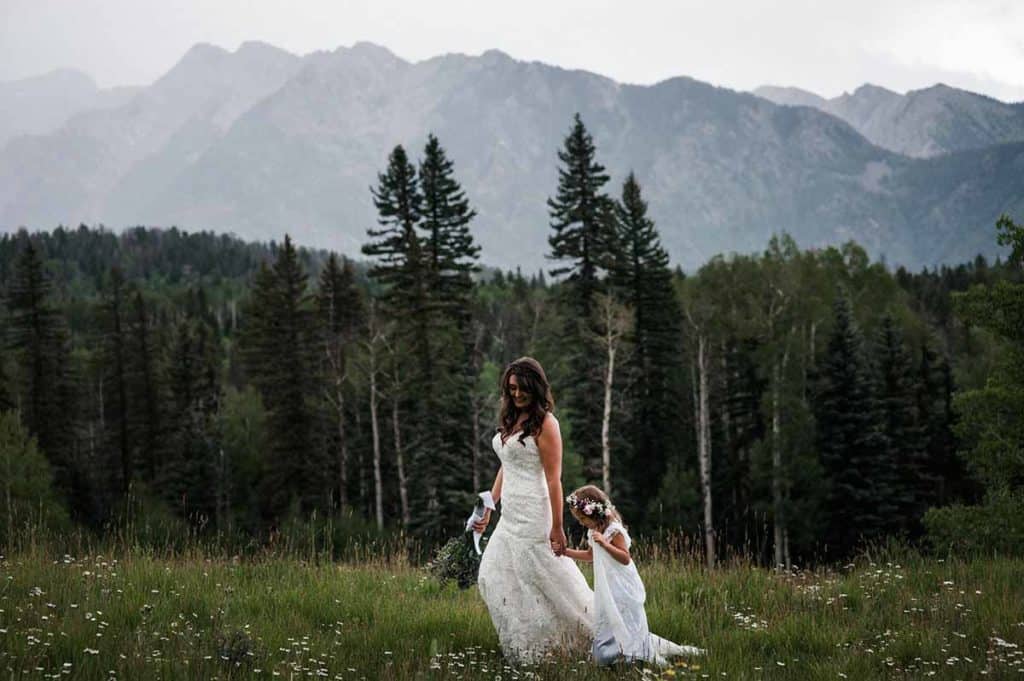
[562, 485, 704, 667]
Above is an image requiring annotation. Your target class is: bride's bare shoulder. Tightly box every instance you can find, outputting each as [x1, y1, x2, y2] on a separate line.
[538, 411, 561, 439]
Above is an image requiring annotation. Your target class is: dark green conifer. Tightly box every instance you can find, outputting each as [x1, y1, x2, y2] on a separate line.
[815, 293, 895, 554]
[5, 238, 80, 512]
[546, 114, 614, 478]
[418, 133, 480, 330]
[608, 173, 688, 521]
[99, 266, 132, 496]
[874, 315, 930, 535]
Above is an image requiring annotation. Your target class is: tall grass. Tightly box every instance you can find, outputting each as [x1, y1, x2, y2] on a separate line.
[1, 531, 1021, 680]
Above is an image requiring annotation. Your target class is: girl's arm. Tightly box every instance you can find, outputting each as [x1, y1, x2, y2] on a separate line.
[593, 532, 632, 565]
[563, 547, 593, 562]
[537, 413, 567, 555]
[471, 466, 503, 533]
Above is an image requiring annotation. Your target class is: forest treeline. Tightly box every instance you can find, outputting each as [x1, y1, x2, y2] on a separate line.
[1, 115, 1022, 565]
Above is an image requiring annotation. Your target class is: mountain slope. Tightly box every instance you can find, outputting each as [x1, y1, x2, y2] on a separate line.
[1, 43, 1021, 271]
[0, 42, 303, 230]
[0, 69, 140, 147]
[757, 82, 1024, 158]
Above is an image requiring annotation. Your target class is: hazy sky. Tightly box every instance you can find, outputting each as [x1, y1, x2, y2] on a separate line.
[2, 0, 1023, 101]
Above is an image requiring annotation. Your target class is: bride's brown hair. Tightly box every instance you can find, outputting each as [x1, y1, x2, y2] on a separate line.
[498, 357, 555, 446]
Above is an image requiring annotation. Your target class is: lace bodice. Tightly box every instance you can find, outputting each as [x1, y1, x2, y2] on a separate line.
[490, 430, 552, 539]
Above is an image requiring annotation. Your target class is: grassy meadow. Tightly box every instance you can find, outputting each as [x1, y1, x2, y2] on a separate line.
[1, 536, 1022, 680]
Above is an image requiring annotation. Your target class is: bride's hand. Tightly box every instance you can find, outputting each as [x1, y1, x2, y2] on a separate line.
[472, 508, 491, 533]
[549, 526, 567, 556]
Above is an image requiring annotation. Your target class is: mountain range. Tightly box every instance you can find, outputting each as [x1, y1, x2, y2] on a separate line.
[755, 83, 1024, 158]
[2, 41, 1023, 272]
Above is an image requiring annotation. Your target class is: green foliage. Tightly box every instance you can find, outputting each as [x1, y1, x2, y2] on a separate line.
[0, 411, 70, 547]
[2, 545, 1023, 679]
[546, 114, 616, 479]
[4, 237, 81, 515]
[425, 531, 488, 589]
[608, 173, 687, 525]
[924, 489, 1024, 555]
[925, 215, 1024, 555]
[815, 293, 896, 554]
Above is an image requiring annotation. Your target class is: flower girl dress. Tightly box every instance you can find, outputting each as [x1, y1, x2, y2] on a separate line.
[589, 521, 703, 666]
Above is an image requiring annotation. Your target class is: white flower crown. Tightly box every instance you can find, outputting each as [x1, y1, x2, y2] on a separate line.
[565, 493, 615, 520]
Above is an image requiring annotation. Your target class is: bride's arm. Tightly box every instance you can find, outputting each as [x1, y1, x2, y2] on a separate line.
[471, 466, 503, 532]
[537, 413, 567, 554]
[490, 466, 504, 504]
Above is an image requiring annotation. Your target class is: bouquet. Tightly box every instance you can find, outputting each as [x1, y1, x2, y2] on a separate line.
[426, 530, 489, 589]
[425, 491, 496, 589]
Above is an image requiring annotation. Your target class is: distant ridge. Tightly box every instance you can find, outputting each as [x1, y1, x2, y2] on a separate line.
[755, 82, 1024, 157]
[1, 41, 1022, 271]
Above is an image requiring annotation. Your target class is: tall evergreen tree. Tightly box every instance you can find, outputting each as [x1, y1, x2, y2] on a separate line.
[126, 290, 163, 484]
[418, 133, 480, 331]
[547, 113, 613, 310]
[162, 309, 221, 525]
[916, 343, 965, 505]
[417, 134, 481, 533]
[874, 315, 930, 536]
[814, 293, 896, 555]
[546, 114, 614, 478]
[5, 238, 81, 514]
[99, 266, 132, 496]
[608, 172, 687, 522]
[241, 237, 322, 519]
[363, 145, 431, 380]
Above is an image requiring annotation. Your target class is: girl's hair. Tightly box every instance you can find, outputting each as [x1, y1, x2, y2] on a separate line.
[498, 357, 555, 447]
[566, 484, 624, 529]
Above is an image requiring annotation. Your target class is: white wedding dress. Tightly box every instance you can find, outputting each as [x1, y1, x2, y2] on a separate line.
[477, 422, 594, 664]
[590, 521, 704, 666]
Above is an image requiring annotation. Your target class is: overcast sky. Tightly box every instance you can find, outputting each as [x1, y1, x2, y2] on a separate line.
[2, 0, 1023, 101]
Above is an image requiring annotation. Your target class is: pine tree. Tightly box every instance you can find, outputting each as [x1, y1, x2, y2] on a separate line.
[363, 145, 431, 380]
[547, 113, 613, 311]
[162, 311, 220, 526]
[126, 290, 163, 484]
[5, 238, 80, 514]
[418, 133, 480, 331]
[917, 343, 964, 504]
[608, 172, 687, 523]
[874, 315, 930, 536]
[546, 114, 614, 478]
[418, 134, 482, 535]
[814, 293, 895, 555]
[241, 237, 322, 519]
[99, 266, 132, 496]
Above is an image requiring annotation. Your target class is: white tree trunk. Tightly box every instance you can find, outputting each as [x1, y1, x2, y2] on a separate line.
[771, 355, 784, 570]
[392, 398, 410, 529]
[368, 342, 383, 530]
[602, 335, 616, 496]
[334, 378, 349, 512]
[697, 334, 715, 569]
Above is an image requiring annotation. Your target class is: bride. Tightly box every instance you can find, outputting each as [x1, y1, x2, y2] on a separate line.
[472, 357, 594, 664]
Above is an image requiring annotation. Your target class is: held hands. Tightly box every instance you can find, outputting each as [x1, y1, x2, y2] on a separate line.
[549, 526, 567, 556]
[471, 508, 491, 533]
